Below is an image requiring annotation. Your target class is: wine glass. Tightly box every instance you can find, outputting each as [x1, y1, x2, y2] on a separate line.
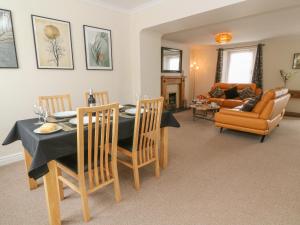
[33, 104, 43, 125]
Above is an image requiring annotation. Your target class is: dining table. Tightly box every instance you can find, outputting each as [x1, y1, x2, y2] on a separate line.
[2, 106, 180, 225]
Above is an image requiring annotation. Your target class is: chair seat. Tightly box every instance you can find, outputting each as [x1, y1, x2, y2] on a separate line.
[118, 138, 133, 151]
[56, 150, 111, 174]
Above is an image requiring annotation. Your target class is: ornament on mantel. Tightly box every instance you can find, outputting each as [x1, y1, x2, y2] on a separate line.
[280, 70, 296, 87]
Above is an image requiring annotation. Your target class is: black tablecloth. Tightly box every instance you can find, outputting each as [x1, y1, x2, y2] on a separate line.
[2, 111, 180, 179]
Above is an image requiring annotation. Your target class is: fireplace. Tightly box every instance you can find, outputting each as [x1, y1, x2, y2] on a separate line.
[168, 92, 177, 110]
[161, 76, 185, 110]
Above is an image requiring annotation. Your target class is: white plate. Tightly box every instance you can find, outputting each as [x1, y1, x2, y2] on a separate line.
[119, 105, 124, 109]
[34, 125, 62, 134]
[53, 111, 77, 118]
[69, 116, 99, 125]
[125, 108, 144, 115]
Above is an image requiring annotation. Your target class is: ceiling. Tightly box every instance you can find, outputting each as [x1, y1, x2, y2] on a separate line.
[85, 0, 160, 12]
[156, 0, 300, 45]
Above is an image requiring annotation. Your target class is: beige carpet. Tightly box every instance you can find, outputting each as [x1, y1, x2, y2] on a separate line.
[1, 110, 300, 225]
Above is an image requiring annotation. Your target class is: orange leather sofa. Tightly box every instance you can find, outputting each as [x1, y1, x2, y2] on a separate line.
[207, 83, 262, 108]
[214, 88, 291, 142]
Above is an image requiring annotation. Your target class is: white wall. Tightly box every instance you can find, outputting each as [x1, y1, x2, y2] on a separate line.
[190, 45, 217, 98]
[0, 0, 131, 158]
[129, 0, 245, 100]
[264, 35, 300, 113]
[140, 30, 162, 98]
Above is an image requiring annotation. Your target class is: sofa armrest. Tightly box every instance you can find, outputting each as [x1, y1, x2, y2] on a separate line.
[219, 108, 260, 118]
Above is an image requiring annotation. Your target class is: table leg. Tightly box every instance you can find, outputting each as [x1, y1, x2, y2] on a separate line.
[160, 127, 169, 169]
[43, 161, 61, 225]
[23, 148, 38, 190]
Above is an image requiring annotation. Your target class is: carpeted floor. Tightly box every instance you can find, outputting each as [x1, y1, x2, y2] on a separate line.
[1, 110, 300, 225]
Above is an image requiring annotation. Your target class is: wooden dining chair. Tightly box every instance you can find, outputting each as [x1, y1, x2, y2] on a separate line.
[55, 103, 121, 222]
[39, 94, 72, 115]
[117, 97, 164, 190]
[84, 91, 109, 106]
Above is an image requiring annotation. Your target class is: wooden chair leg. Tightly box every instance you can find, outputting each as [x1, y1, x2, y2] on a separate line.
[43, 161, 61, 225]
[132, 155, 140, 190]
[56, 166, 64, 201]
[111, 162, 121, 202]
[79, 178, 90, 222]
[23, 148, 38, 190]
[154, 147, 160, 178]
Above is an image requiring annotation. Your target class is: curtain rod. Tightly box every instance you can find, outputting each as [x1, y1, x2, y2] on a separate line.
[217, 44, 265, 51]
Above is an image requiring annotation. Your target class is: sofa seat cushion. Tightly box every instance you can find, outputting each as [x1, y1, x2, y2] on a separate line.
[222, 99, 243, 108]
[215, 112, 267, 130]
[219, 108, 259, 118]
[209, 98, 224, 106]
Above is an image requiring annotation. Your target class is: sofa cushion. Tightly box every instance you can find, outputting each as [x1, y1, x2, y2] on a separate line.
[241, 96, 260, 112]
[222, 99, 243, 108]
[224, 86, 239, 99]
[209, 87, 224, 98]
[239, 87, 256, 100]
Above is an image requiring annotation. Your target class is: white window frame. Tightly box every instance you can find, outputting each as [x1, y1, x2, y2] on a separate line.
[222, 47, 257, 83]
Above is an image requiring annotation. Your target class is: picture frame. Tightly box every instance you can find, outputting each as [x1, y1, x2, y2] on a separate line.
[31, 15, 74, 70]
[83, 25, 113, 70]
[0, 8, 18, 68]
[292, 53, 300, 69]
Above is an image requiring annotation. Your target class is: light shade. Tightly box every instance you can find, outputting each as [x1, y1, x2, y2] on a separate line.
[215, 32, 232, 44]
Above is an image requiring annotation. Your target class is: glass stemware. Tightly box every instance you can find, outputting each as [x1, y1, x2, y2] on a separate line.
[33, 104, 46, 125]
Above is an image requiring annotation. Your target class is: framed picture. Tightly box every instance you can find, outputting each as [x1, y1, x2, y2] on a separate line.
[0, 8, 18, 68]
[83, 25, 113, 70]
[292, 53, 300, 69]
[31, 15, 74, 69]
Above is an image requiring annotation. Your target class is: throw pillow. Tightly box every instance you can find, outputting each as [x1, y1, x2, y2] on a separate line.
[224, 86, 239, 99]
[241, 96, 261, 112]
[209, 87, 224, 98]
[239, 87, 256, 100]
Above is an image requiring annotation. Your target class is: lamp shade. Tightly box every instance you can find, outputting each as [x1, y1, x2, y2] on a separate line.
[215, 32, 232, 44]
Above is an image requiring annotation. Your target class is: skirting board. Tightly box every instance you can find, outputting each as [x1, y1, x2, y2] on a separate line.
[285, 112, 300, 117]
[0, 152, 24, 167]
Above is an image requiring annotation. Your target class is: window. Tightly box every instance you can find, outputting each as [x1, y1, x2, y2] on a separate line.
[222, 48, 256, 83]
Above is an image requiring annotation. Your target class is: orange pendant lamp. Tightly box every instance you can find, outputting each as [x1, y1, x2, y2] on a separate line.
[215, 32, 232, 44]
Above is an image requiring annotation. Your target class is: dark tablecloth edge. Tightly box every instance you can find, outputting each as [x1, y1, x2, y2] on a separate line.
[2, 111, 180, 180]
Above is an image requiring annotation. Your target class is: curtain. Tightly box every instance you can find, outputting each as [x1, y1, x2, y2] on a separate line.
[252, 44, 264, 89]
[215, 48, 224, 83]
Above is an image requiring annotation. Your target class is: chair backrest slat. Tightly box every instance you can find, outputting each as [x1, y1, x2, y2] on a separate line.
[39, 94, 72, 115]
[84, 91, 109, 106]
[132, 97, 164, 166]
[77, 104, 119, 190]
